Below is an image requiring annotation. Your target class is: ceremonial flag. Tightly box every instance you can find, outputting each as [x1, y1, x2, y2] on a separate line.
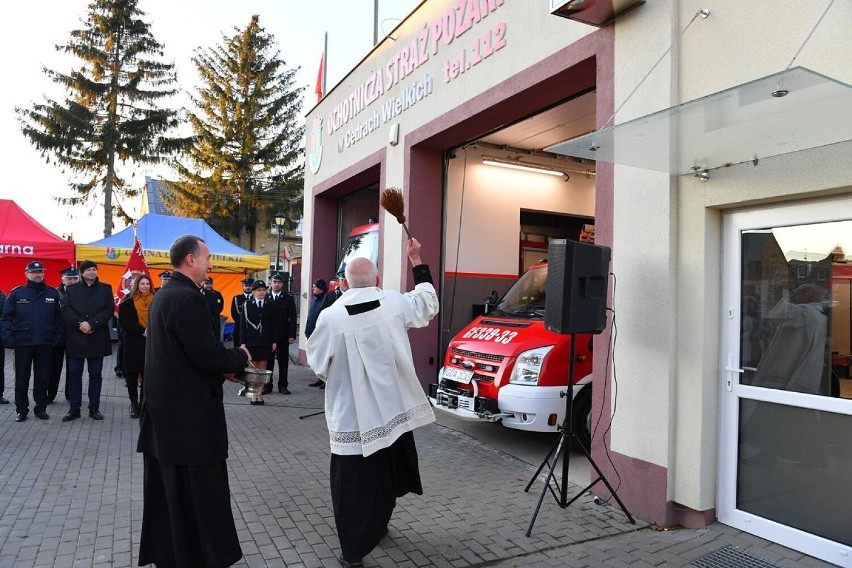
[114, 237, 150, 308]
[315, 33, 327, 102]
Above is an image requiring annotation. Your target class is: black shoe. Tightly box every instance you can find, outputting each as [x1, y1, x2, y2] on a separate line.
[279, 388, 291, 395]
[15, 412, 27, 423]
[47, 399, 55, 405]
[89, 409, 104, 420]
[129, 404, 140, 419]
[62, 409, 81, 422]
[319, 384, 325, 390]
[262, 385, 273, 395]
[35, 411, 49, 420]
[250, 399, 265, 406]
[309, 380, 323, 387]
[338, 555, 363, 568]
[0, 397, 9, 405]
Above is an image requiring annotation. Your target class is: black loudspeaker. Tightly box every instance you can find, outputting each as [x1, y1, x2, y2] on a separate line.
[544, 239, 611, 334]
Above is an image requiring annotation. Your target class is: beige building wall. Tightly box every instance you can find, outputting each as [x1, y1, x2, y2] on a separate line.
[302, 0, 595, 307]
[611, 0, 852, 517]
[302, 0, 852, 531]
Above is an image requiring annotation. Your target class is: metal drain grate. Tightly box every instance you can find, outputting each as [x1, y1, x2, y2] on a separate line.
[692, 545, 784, 568]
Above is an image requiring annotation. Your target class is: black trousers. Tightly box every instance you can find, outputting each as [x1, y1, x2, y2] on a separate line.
[14, 345, 51, 415]
[267, 344, 290, 389]
[47, 343, 66, 402]
[125, 372, 145, 409]
[0, 345, 5, 396]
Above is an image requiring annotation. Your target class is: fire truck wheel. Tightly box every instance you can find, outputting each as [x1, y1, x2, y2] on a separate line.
[572, 386, 592, 452]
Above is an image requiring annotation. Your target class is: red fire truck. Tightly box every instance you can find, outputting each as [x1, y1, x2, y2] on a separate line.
[330, 221, 380, 288]
[428, 262, 595, 449]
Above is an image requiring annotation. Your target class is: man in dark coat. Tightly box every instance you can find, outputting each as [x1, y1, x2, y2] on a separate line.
[47, 266, 79, 403]
[266, 273, 297, 394]
[137, 234, 251, 568]
[0, 261, 65, 421]
[201, 276, 225, 339]
[61, 260, 114, 421]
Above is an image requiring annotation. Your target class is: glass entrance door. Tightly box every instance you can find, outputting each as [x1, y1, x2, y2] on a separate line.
[718, 197, 852, 567]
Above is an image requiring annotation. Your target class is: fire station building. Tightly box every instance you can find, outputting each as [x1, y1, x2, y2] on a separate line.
[302, 1, 852, 564]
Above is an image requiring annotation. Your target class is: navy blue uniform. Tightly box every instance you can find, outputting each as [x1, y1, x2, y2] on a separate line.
[0, 281, 65, 416]
[267, 291, 297, 391]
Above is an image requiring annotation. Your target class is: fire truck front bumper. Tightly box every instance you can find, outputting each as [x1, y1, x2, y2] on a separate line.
[497, 384, 571, 432]
[428, 383, 505, 422]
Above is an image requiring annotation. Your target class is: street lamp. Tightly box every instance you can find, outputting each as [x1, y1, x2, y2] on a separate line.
[273, 212, 287, 273]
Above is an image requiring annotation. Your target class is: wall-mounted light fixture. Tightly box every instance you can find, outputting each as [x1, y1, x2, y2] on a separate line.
[481, 155, 569, 177]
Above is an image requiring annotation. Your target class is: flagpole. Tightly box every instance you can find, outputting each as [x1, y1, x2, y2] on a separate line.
[373, 0, 379, 45]
[323, 31, 328, 98]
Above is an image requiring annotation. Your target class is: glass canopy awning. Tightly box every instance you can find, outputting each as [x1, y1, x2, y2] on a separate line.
[545, 67, 852, 175]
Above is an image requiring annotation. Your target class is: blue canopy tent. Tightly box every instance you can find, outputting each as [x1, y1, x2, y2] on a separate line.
[76, 213, 268, 272]
[76, 214, 269, 335]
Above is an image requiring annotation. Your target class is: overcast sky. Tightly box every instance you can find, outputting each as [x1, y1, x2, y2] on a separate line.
[0, 0, 420, 242]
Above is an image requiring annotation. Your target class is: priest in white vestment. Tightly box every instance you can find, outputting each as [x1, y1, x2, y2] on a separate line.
[306, 238, 439, 568]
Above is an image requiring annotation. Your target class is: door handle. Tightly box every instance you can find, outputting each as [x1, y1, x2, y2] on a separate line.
[724, 353, 743, 392]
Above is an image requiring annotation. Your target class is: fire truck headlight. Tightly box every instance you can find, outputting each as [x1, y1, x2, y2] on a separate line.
[508, 345, 554, 385]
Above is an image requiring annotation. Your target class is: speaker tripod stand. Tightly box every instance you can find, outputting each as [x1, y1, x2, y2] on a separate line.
[524, 334, 634, 536]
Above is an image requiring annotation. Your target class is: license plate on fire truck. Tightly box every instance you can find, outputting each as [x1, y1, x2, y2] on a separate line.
[440, 367, 474, 384]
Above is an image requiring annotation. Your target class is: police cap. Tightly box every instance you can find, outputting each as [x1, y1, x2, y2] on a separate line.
[251, 279, 268, 291]
[269, 273, 285, 282]
[25, 261, 46, 272]
[60, 267, 80, 277]
[241, 277, 255, 286]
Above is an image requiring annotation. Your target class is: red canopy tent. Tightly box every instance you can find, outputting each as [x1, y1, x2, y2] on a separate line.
[0, 199, 76, 293]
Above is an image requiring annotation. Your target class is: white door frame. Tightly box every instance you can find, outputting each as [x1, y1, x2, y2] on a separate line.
[718, 194, 852, 568]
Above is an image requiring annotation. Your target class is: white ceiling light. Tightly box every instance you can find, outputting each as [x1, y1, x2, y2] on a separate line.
[481, 155, 568, 177]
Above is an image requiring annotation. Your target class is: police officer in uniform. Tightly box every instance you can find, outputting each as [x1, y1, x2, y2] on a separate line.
[47, 267, 79, 403]
[266, 273, 297, 394]
[0, 261, 65, 422]
[155, 271, 172, 292]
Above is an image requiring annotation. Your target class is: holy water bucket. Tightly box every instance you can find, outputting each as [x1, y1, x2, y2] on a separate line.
[240, 367, 272, 398]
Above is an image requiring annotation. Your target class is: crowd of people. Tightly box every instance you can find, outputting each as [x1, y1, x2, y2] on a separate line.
[0, 253, 298, 420]
[1, 234, 439, 568]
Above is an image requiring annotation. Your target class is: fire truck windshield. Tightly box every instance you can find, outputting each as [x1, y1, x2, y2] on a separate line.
[337, 229, 380, 274]
[490, 265, 548, 319]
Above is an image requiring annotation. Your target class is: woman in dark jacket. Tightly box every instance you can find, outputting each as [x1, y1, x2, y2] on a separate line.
[240, 280, 277, 405]
[118, 275, 155, 418]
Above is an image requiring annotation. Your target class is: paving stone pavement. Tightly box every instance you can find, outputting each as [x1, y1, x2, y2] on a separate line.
[0, 345, 836, 568]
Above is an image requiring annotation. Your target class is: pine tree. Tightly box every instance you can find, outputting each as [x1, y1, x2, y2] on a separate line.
[16, 0, 183, 237]
[165, 15, 304, 246]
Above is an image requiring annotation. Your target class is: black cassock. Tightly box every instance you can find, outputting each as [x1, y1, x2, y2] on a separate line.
[137, 271, 248, 567]
[330, 431, 423, 562]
